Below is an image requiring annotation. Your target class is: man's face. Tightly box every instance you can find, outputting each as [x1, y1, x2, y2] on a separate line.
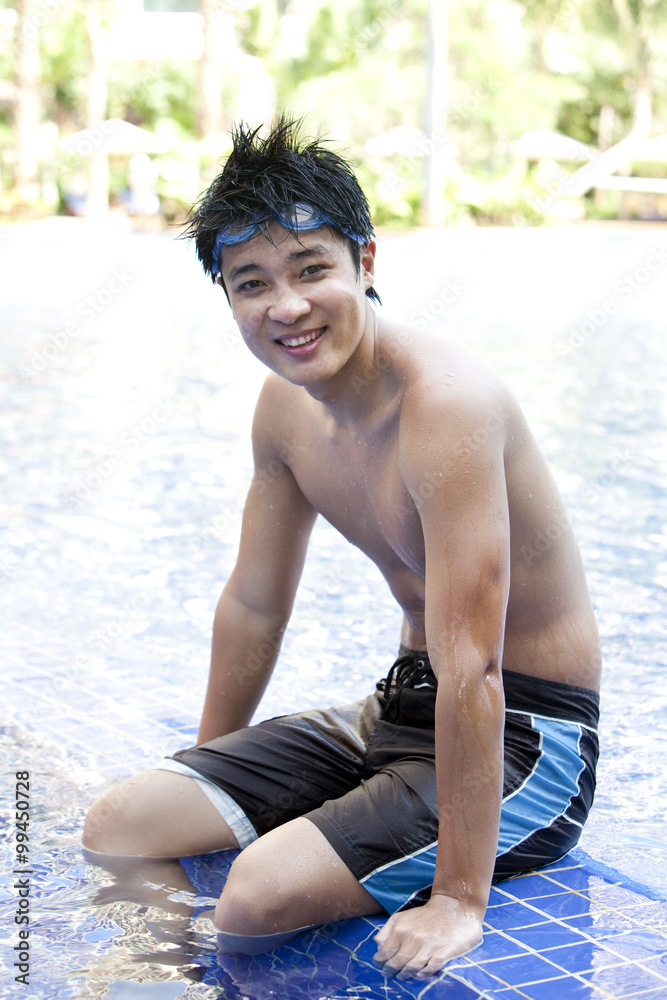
[219, 224, 376, 388]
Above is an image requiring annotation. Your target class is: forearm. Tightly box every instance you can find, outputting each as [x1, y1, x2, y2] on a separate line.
[431, 665, 504, 914]
[197, 586, 290, 744]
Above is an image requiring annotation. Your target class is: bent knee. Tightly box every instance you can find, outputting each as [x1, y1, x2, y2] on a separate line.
[82, 775, 145, 854]
[83, 769, 238, 858]
[82, 770, 176, 856]
[214, 845, 290, 935]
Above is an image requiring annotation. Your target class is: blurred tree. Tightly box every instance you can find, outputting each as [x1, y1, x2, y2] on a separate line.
[421, 0, 448, 225]
[198, 0, 224, 142]
[84, 0, 109, 217]
[2, 0, 666, 222]
[13, 0, 41, 201]
[594, 0, 660, 140]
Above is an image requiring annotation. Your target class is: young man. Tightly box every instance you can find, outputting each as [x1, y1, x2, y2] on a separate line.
[83, 119, 601, 980]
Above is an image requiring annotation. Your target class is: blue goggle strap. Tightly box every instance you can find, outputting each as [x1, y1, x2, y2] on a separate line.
[211, 210, 366, 275]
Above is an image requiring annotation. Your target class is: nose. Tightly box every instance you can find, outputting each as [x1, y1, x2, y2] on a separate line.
[266, 284, 310, 324]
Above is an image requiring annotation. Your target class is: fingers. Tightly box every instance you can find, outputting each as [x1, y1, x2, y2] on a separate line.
[374, 940, 449, 981]
[374, 919, 444, 980]
[372, 910, 482, 980]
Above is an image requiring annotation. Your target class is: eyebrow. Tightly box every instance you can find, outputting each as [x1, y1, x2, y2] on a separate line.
[227, 243, 333, 284]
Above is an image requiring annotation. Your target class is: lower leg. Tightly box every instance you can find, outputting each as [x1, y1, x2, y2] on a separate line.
[214, 816, 383, 939]
[83, 769, 239, 858]
[86, 854, 208, 917]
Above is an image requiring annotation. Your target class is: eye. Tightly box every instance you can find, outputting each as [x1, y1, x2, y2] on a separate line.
[236, 279, 264, 292]
[302, 263, 326, 277]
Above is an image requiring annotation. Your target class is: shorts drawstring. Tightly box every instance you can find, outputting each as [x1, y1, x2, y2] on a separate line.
[376, 652, 437, 724]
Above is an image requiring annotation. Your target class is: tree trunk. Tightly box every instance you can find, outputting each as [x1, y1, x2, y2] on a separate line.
[630, 15, 652, 142]
[198, 0, 224, 142]
[421, 0, 448, 226]
[14, 0, 41, 202]
[85, 0, 109, 219]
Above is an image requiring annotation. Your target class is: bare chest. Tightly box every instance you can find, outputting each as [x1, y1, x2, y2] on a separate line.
[290, 426, 426, 579]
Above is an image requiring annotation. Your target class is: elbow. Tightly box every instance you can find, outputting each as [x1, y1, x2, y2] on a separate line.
[483, 657, 502, 679]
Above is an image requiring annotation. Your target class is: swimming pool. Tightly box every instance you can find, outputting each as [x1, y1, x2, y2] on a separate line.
[1, 218, 665, 998]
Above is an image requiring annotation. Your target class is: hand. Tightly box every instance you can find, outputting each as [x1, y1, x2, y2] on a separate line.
[373, 894, 483, 980]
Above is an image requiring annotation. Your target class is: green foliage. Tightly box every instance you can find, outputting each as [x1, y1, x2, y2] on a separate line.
[107, 60, 197, 133]
[2, 0, 667, 222]
[39, 7, 89, 126]
[557, 73, 634, 146]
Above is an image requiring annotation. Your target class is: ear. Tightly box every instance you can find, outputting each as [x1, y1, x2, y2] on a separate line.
[360, 240, 376, 291]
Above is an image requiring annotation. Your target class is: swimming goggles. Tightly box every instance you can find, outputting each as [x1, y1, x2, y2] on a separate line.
[212, 203, 366, 274]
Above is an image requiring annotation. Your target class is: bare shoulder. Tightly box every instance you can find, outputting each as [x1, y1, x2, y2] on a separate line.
[389, 327, 518, 473]
[251, 373, 308, 463]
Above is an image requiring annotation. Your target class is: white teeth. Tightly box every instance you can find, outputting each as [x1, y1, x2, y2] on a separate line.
[280, 329, 321, 348]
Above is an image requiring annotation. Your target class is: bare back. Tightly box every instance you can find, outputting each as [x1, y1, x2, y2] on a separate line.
[253, 318, 601, 692]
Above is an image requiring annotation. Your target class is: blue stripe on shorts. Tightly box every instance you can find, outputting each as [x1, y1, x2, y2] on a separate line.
[360, 713, 588, 914]
[496, 715, 586, 855]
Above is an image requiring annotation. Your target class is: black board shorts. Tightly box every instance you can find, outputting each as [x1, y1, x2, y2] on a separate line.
[163, 654, 599, 914]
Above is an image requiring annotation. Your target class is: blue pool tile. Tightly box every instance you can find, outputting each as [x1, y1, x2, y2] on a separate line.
[586, 881, 656, 910]
[495, 977, 607, 999]
[466, 930, 528, 962]
[636, 955, 667, 977]
[485, 903, 556, 930]
[449, 963, 512, 991]
[418, 974, 489, 998]
[525, 891, 595, 919]
[496, 873, 567, 901]
[609, 930, 667, 961]
[539, 940, 622, 974]
[623, 901, 667, 925]
[539, 867, 595, 893]
[563, 910, 637, 936]
[476, 952, 572, 986]
[581, 960, 667, 992]
[508, 921, 589, 951]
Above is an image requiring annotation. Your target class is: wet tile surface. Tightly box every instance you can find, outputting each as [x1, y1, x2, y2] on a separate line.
[174, 850, 667, 999]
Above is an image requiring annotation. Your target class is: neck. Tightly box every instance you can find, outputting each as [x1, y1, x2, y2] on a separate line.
[305, 308, 399, 428]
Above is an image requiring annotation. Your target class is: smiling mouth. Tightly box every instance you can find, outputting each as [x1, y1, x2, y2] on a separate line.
[276, 328, 324, 348]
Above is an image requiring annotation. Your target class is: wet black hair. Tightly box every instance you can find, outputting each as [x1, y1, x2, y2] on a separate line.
[182, 115, 380, 303]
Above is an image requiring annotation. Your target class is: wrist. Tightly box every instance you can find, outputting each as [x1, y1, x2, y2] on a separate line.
[427, 890, 486, 923]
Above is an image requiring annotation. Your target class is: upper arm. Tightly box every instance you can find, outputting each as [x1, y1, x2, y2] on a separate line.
[401, 387, 511, 682]
[227, 376, 318, 618]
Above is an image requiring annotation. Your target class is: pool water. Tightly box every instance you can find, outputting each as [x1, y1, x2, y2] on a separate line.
[0, 218, 665, 998]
